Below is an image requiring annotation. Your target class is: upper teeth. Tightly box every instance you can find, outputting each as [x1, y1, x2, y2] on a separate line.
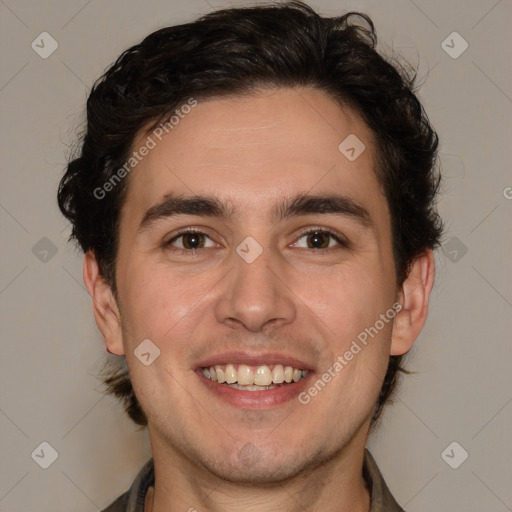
[202, 364, 308, 386]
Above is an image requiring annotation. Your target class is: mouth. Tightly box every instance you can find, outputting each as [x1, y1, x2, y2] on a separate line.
[201, 363, 309, 389]
[195, 355, 314, 409]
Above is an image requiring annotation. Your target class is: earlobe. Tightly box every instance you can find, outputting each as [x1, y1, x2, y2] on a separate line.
[83, 251, 125, 356]
[390, 250, 435, 356]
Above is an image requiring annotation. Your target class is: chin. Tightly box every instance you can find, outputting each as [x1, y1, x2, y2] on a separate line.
[198, 441, 329, 485]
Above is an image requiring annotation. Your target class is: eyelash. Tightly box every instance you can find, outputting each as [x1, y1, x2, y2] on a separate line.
[165, 227, 349, 254]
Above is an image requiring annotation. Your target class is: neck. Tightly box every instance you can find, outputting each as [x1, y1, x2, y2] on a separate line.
[146, 430, 371, 512]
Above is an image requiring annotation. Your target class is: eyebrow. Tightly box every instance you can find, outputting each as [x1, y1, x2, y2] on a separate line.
[137, 192, 373, 233]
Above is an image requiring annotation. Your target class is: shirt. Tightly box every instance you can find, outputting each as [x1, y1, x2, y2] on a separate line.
[101, 449, 405, 512]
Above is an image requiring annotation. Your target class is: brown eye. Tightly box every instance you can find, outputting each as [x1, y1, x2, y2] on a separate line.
[181, 232, 205, 249]
[167, 230, 216, 250]
[306, 231, 330, 249]
[294, 229, 346, 250]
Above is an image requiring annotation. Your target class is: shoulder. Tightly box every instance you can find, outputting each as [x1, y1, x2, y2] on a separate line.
[364, 449, 406, 512]
[100, 458, 154, 512]
[101, 491, 129, 512]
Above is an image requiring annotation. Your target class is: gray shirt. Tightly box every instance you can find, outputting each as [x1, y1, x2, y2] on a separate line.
[102, 449, 405, 512]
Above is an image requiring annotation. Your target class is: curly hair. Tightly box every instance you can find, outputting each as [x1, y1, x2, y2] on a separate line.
[58, 1, 443, 427]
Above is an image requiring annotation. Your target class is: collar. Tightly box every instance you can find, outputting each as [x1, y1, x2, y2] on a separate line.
[104, 449, 404, 511]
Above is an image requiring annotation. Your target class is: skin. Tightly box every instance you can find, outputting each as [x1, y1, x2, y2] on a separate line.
[84, 87, 435, 512]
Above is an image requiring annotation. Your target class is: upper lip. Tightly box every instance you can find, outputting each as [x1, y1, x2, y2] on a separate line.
[196, 351, 315, 371]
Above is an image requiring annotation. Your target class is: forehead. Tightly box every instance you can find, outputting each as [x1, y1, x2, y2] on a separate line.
[120, 87, 388, 230]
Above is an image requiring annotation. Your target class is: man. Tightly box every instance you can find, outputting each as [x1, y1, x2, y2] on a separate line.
[58, 2, 443, 510]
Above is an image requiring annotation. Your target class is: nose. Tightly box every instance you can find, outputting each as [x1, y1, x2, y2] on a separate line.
[214, 244, 297, 333]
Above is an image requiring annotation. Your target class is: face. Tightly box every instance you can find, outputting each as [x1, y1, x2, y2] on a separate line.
[101, 87, 403, 482]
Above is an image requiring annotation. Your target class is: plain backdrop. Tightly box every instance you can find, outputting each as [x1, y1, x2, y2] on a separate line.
[1, 0, 511, 511]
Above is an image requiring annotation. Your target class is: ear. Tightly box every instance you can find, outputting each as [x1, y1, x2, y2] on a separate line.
[83, 251, 125, 356]
[390, 250, 435, 356]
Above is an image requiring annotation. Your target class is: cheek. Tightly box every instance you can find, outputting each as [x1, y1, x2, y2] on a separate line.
[302, 260, 394, 345]
[119, 261, 208, 349]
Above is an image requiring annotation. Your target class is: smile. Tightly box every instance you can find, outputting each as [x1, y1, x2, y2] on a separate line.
[201, 364, 309, 390]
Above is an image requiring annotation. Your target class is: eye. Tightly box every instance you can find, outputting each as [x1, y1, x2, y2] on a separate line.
[293, 229, 348, 250]
[165, 228, 348, 253]
[166, 229, 217, 250]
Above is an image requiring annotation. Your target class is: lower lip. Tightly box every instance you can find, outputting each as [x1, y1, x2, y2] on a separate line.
[196, 370, 314, 409]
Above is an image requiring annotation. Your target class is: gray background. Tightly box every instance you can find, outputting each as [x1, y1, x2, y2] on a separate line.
[1, 0, 511, 510]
